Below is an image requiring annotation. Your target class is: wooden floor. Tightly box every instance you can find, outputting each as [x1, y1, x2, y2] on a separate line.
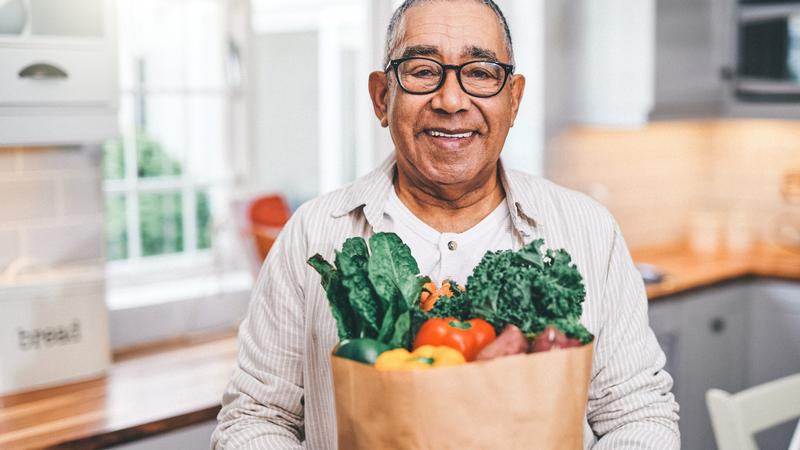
[0, 333, 238, 449]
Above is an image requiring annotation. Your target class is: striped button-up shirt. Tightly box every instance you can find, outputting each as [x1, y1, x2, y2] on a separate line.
[211, 155, 680, 449]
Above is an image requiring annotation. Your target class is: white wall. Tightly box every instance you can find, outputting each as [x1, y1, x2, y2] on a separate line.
[499, 0, 545, 176]
[252, 31, 320, 207]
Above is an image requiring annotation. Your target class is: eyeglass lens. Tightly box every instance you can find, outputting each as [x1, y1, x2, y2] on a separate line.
[397, 59, 506, 96]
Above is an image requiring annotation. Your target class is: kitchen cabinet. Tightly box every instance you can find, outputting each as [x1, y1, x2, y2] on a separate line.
[649, 281, 749, 450]
[649, 279, 800, 450]
[747, 279, 800, 450]
[0, 0, 118, 146]
[650, 0, 731, 119]
[106, 421, 216, 450]
[544, 0, 655, 128]
[545, 0, 800, 127]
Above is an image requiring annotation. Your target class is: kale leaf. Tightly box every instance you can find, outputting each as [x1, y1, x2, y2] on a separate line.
[467, 239, 592, 343]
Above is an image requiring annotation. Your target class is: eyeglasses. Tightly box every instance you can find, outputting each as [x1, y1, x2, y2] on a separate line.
[384, 57, 514, 98]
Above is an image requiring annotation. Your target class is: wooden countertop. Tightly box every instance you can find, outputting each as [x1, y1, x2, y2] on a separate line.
[632, 243, 800, 300]
[0, 333, 238, 450]
[1, 244, 797, 449]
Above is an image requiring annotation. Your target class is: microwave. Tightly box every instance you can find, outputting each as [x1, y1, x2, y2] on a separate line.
[736, 1, 800, 101]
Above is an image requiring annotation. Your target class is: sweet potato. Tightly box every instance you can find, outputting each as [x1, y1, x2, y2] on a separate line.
[475, 324, 528, 361]
[529, 325, 582, 353]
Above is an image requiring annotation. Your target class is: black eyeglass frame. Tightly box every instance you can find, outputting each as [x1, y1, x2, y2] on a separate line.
[384, 57, 515, 98]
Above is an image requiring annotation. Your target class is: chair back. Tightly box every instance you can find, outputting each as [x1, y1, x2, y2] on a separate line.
[707, 373, 800, 450]
[249, 195, 291, 228]
[247, 194, 291, 261]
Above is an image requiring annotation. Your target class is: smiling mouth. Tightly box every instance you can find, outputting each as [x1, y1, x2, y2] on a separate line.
[424, 129, 477, 139]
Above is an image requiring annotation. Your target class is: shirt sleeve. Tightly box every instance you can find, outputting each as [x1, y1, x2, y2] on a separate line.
[211, 215, 307, 450]
[587, 224, 681, 449]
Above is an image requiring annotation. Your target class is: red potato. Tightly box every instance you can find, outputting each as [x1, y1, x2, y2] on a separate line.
[529, 325, 582, 353]
[475, 324, 528, 361]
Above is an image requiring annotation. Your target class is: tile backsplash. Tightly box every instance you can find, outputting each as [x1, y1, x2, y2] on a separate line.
[547, 120, 800, 249]
[0, 146, 104, 274]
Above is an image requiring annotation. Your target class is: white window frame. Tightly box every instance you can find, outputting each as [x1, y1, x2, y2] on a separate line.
[106, 0, 233, 283]
[105, 0, 252, 345]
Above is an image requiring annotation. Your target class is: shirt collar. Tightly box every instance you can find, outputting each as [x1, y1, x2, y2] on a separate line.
[331, 152, 539, 236]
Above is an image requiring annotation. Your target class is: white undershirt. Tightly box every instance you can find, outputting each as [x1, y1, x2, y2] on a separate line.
[383, 188, 514, 286]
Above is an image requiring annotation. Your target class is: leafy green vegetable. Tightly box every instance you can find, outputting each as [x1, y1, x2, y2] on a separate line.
[367, 233, 422, 308]
[307, 255, 353, 341]
[467, 239, 592, 344]
[307, 232, 425, 349]
[336, 238, 380, 337]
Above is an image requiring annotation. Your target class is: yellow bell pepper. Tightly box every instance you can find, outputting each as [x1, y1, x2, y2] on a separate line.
[374, 345, 466, 370]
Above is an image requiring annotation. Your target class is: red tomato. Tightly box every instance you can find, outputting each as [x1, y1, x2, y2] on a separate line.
[413, 317, 496, 361]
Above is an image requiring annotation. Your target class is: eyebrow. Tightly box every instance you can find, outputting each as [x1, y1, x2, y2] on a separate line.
[399, 44, 499, 62]
[401, 45, 439, 58]
[464, 45, 498, 62]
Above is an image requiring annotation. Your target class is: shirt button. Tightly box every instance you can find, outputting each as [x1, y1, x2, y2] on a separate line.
[447, 240, 457, 251]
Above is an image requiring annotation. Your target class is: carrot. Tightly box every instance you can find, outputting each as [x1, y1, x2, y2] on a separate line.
[419, 281, 456, 312]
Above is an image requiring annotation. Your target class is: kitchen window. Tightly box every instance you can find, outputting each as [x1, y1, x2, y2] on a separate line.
[103, 0, 251, 315]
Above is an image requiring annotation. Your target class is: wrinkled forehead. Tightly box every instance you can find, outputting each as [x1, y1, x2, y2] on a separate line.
[393, 1, 508, 63]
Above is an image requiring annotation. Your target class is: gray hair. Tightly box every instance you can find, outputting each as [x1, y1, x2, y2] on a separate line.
[383, 0, 515, 67]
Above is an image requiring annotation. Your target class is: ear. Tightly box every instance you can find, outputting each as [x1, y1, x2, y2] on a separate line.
[508, 74, 526, 127]
[368, 71, 390, 128]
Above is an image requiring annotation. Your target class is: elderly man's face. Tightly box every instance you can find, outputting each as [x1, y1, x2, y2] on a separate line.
[370, 0, 525, 192]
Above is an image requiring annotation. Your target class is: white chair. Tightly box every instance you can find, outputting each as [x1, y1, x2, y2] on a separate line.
[707, 373, 800, 450]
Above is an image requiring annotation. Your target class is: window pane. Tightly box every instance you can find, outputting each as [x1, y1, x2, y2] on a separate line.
[105, 194, 128, 260]
[102, 138, 125, 180]
[136, 129, 183, 178]
[139, 191, 183, 256]
[187, 96, 225, 182]
[136, 95, 185, 178]
[118, 0, 225, 91]
[184, 0, 225, 89]
[196, 189, 212, 250]
[118, 0, 185, 90]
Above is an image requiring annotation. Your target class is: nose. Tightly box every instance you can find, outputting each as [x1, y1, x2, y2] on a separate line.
[430, 69, 471, 114]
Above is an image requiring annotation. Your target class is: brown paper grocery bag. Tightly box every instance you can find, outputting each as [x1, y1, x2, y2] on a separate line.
[331, 342, 593, 450]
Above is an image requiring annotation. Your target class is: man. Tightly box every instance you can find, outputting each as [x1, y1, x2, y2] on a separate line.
[212, 0, 680, 448]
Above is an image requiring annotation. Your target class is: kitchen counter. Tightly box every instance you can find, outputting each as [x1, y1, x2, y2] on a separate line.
[0, 332, 237, 450]
[1, 244, 798, 449]
[632, 243, 800, 300]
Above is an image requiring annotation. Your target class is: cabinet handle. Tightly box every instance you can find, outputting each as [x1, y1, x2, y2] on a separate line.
[710, 318, 726, 334]
[18, 63, 68, 80]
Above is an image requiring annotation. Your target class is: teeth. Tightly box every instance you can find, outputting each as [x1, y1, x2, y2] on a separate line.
[427, 130, 474, 138]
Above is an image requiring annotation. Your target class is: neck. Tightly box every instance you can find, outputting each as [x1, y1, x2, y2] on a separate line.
[394, 163, 506, 233]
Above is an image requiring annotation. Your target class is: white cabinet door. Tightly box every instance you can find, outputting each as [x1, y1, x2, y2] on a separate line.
[648, 298, 683, 398]
[650, 0, 730, 119]
[0, 0, 117, 146]
[649, 282, 748, 450]
[748, 280, 800, 386]
[107, 421, 217, 450]
[0, 47, 115, 107]
[544, 0, 655, 127]
[747, 280, 800, 450]
[678, 282, 748, 450]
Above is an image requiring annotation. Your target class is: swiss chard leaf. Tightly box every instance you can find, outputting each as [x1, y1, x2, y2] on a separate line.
[388, 310, 411, 349]
[367, 232, 422, 310]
